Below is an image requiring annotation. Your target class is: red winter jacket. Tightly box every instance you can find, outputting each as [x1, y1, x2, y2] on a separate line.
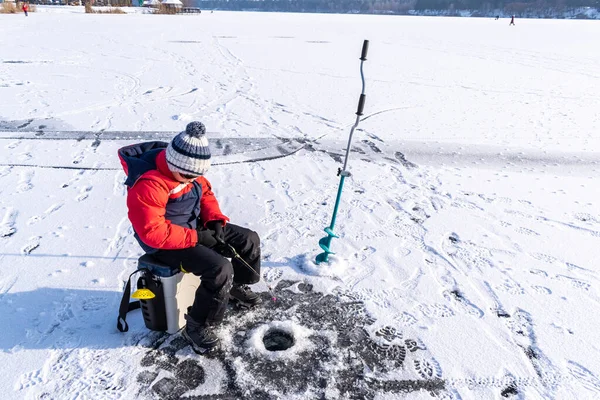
[119, 143, 229, 252]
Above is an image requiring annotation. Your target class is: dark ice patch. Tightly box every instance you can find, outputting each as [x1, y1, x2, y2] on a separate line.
[175, 359, 205, 388]
[501, 384, 519, 397]
[151, 377, 189, 400]
[136, 370, 158, 385]
[135, 280, 447, 399]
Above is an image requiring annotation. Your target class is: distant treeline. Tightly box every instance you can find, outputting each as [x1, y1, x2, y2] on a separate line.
[194, 0, 599, 15]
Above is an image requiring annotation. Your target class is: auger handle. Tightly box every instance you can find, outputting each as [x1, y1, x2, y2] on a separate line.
[356, 94, 366, 116]
[360, 40, 369, 61]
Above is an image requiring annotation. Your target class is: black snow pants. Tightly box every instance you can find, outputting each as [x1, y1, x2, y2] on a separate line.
[152, 223, 260, 326]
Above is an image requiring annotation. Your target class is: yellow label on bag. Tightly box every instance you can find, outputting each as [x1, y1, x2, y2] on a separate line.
[132, 288, 156, 300]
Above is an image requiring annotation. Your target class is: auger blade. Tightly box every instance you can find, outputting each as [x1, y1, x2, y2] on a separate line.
[315, 252, 330, 264]
[318, 235, 333, 253]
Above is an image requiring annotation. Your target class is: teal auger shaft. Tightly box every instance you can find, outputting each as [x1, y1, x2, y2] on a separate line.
[316, 40, 369, 265]
[328, 174, 347, 232]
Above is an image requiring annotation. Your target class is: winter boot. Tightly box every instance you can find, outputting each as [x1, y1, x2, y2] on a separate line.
[229, 283, 261, 308]
[182, 313, 219, 354]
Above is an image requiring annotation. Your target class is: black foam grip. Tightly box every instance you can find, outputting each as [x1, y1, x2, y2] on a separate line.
[360, 40, 369, 61]
[356, 94, 366, 116]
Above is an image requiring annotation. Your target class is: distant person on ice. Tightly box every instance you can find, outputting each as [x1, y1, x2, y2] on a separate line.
[118, 121, 261, 353]
[22, 2, 28, 16]
[510, 15, 515, 25]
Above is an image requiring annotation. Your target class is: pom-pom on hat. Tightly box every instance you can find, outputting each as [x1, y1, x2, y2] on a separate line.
[166, 121, 211, 176]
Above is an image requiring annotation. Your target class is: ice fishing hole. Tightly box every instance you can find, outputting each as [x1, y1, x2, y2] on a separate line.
[263, 329, 295, 351]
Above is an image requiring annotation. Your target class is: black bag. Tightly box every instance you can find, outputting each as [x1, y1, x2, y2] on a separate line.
[117, 269, 167, 332]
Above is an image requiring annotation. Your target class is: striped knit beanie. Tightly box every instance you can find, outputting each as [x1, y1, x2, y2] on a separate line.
[166, 121, 211, 176]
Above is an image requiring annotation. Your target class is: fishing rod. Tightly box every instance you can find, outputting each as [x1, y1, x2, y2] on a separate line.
[222, 242, 277, 302]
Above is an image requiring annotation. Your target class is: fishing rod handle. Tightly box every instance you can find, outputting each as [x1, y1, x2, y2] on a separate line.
[356, 94, 366, 116]
[360, 40, 369, 61]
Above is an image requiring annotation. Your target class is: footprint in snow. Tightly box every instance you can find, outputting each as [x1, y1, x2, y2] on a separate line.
[531, 285, 552, 295]
[567, 360, 600, 394]
[354, 246, 376, 262]
[61, 169, 86, 189]
[80, 261, 95, 268]
[393, 311, 418, 326]
[374, 326, 403, 342]
[0, 166, 12, 178]
[6, 141, 21, 150]
[22, 236, 41, 254]
[76, 186, 93, 202]
[573, 213, 600, 225]
[515, 227, 540, 236]
[529, 269, 548, 277]
[26, 216, 41, 225]
[16, 369, 44, 390]
[565, 262, 589, 272]
[0, 225, 16, 237]
[263, 268, 283, 283]
[442, 289, 484, 318]
[495, 280, 526, 295]
[16, 170, 34, 193]
[353, 288, 392, 309]
[0, 207, 18, 237]
[81, 297, 109, 312]
[531, 252, 559, 264]
[554, 275, 591, 291]
[72, 152, 85, 165]
[414, 357, 443, 380]
[405, 338, 427, 352]
[26, 203, 64, 225]
[419, 303, 455, 318]
[18, 152, 32, 162]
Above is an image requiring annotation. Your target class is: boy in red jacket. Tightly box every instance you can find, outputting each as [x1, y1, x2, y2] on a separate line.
[118, 121, 261, 352]
[22, 3, 29, 16]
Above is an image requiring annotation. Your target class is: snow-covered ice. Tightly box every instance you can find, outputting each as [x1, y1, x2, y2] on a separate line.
[1, 7, 600, 399]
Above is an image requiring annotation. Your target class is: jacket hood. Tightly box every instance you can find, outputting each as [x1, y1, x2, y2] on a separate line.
[118, 141, 168, 188]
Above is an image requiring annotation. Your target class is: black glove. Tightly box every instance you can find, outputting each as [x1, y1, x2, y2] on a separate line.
[207, 221, 225, 245]
[196, 227, 217, 247]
